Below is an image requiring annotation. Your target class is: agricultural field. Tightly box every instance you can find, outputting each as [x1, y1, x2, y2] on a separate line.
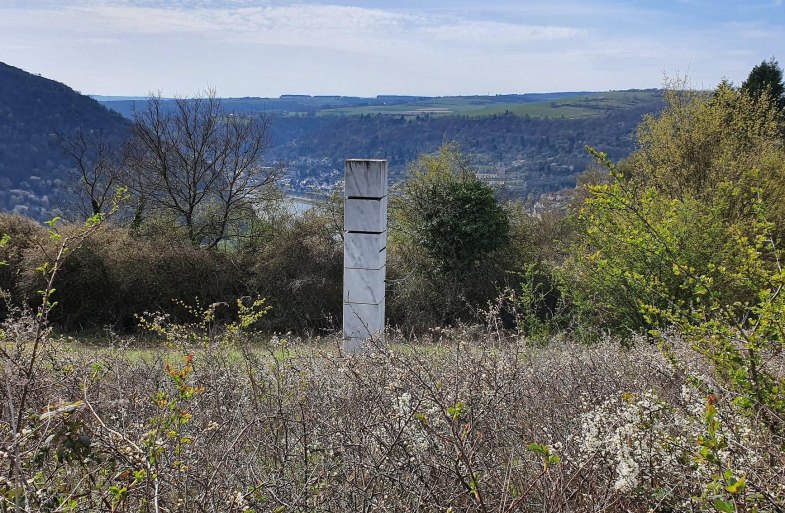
[317, 90, 663, 118]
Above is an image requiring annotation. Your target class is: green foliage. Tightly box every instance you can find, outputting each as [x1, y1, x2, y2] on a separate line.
[0, 234, 8, 270]
[561, 74, 785, 435]
[626, 83, 785, 222]
[741, 57, 785, 112]
[651, 192, 785, 433]
[528, 442, 561, 469]
[230, 297, 272, 334]
[505, 263, 566, 338]
[389, 144, 512, 328]
[394, 144, 509, 276]
[566, 80, 785, 334]
[138, 296, 271, 350]
[571, 148, 785, 436]
[693, 396, 750, 511]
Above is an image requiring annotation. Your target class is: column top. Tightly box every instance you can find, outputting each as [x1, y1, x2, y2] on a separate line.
[345, 160, 387, 198]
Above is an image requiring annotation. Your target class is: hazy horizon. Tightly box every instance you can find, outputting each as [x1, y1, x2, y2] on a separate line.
[87, 89, 640, 100]
[1, 0, 783, 98]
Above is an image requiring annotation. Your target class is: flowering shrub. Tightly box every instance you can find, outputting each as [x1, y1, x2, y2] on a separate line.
[3, 311, 782, 511]
[575, 384, 782, 510]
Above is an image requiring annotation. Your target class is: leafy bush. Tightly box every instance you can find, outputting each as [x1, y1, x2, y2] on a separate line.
[565, 81, 785, 335]
[388, 144, 515, 329]
[625, 83, 785, 238]
[566, 116, 785, 437]
[392, 144, 509, 276]
[17, 223, 243, 331]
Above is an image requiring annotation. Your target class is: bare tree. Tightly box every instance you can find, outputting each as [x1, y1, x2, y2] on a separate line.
[59, 129, 125, 218]
[124, 91, 280, 247]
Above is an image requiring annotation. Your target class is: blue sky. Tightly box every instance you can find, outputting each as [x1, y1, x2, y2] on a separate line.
[1, 0, 782, 97]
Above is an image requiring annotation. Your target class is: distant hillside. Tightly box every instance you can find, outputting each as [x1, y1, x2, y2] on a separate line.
[99, 90, 664, 200]
[0, 62, 129, 218]
[267, 96, 664, 200]
[0, 64, 663, 219]
[98, 91, 625, 119]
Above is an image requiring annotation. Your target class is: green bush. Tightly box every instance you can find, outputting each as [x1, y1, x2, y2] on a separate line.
[571, 151, 785, 434]
[388, 144, 515, 329]
[626, 83, 785, 237]
[0, 213, 45, 315]
[564, 82, 785, 335]
[18, 223, 243, 331]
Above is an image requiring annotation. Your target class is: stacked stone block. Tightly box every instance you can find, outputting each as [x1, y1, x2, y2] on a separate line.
[343, 159, 387, 353]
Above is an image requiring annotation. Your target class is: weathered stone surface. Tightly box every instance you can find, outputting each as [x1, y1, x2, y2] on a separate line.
[344, 197, 387, 233]
[343, 300, 385, 340]
[345, 159, 387, 198]
[344, 231, 387, 269]
[344, 266, 386, 304]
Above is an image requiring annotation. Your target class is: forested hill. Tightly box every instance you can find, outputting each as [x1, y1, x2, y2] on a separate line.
[99, 91, 664, 200]
[0, 59, 664, 219]
[267, 94, 663, 198]
[0, 62, 129, 218]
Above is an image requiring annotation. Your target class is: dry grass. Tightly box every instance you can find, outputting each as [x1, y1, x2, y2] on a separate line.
[2, 317, 784, 512]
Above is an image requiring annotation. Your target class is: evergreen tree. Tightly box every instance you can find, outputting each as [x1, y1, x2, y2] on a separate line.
[741, 57, 785, 111]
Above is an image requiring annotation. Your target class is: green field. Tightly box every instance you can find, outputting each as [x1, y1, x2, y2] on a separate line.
[318, 90, 663, 118]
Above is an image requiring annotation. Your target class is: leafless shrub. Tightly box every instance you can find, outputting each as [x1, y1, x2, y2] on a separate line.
[2, 318, 783, 512]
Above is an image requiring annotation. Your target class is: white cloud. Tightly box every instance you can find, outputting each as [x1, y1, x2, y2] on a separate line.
[1, 0, 782, 96]
[421, 20, 588, 45]
[1, 2, 586, 51]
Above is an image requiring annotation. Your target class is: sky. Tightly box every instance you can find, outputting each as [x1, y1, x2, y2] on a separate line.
[0, 0, 783, 97]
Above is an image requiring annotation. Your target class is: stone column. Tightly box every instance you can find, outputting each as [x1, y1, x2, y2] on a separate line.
[343, 159, 387, 353]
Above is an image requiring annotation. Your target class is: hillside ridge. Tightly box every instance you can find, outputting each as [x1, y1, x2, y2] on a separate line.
[0, 63, 663, 218]
[0, 61, 129, 218]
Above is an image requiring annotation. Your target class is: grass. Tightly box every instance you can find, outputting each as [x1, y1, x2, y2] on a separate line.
[317, 90, 663, 119]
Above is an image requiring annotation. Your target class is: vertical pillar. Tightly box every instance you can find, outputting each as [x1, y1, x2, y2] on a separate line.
[343, 159, 387, 353]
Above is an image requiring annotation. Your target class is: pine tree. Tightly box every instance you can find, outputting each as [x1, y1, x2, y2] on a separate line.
[741, 57, 785, 111]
